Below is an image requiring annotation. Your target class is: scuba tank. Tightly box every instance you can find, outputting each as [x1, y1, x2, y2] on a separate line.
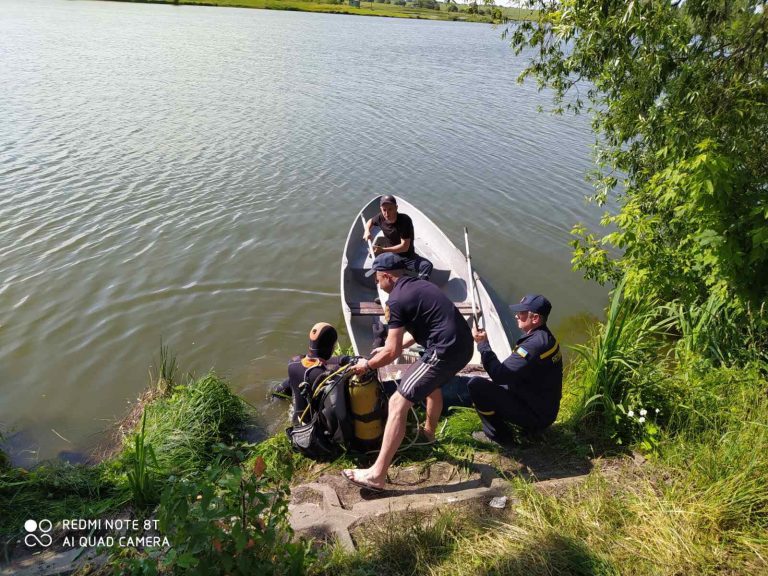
[347, 370, 385, 451]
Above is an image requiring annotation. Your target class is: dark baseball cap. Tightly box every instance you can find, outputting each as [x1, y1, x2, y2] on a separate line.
[379, 195, 397, 206]
[509, 294, 552, 316]
[365, 253, 405, 277]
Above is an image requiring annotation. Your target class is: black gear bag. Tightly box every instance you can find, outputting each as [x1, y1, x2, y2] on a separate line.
[286, 366, 355, 460]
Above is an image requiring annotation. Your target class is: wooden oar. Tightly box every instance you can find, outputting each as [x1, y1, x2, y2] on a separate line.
[463, 227, 481, 329]
[360, 214, 375, 260]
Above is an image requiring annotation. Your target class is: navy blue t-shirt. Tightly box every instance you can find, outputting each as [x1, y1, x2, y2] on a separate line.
[372, 213, 416, 258]
[386, 276, 473, 357]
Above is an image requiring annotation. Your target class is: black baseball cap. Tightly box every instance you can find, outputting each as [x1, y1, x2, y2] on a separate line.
[379, 195, 397, 206]
[509, 294, 552, 316]
[365, 253, 405, 277]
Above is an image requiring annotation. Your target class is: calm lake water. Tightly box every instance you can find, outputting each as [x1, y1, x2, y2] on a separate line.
[0, 0, 605, 464]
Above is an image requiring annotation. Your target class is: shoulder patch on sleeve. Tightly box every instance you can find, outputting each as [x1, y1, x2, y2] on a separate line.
[516, 346, 529, 358]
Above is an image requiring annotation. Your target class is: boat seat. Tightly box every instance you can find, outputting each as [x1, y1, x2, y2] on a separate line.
[346, 267, 453, 289]
[348, 301, 481, 316]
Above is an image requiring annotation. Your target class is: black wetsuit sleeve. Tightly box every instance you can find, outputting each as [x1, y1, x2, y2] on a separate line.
[272, 377, 292, 396]
[327, 355, 352, 369]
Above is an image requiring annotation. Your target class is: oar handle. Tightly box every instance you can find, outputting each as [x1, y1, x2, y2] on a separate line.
[463, 227, 480, 329]
[360, 214, 375, 260]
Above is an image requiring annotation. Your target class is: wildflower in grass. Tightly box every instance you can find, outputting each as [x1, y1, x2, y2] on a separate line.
[639, 417, 646, 423]
[627, 410, 635, 417]
[655, 408, 660, 413]
[640, 408, 647, 416]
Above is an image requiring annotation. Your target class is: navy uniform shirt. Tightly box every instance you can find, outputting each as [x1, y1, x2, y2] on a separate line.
[372, 213, 416, 258]
[386, 276, 473, 358]
[478, 325, 563, 426]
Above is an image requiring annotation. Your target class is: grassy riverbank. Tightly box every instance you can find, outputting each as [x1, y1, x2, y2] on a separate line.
[317, 292, 768, 575]
[105, 0, 536, 24]
[2, 288, 766, 574]
[0, 359, 254, 563]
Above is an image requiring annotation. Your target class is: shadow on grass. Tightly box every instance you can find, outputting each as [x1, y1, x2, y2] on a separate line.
[502, 424, 596, 482]
[477, 533, 618, 576]
[343, 507, 470, 576]
[326, 502, 617, 576]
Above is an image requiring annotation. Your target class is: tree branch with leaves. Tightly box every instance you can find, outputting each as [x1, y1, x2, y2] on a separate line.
[508, 0, 768, 308]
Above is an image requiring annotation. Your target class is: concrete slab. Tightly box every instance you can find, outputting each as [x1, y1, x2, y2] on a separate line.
[288, 459, 591, 551]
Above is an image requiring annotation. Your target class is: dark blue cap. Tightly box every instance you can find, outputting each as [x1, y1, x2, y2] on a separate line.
[365, 253, 405, 277]
[379, 195, 397, 206]
[509, 294, 552, 316]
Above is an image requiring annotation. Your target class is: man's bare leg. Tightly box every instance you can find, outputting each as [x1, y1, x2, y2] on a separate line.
[343, 392, 412, 489]
[422, 388, 443, 440]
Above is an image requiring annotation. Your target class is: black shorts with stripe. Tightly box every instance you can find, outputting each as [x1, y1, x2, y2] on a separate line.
[397, 346, 472, 403]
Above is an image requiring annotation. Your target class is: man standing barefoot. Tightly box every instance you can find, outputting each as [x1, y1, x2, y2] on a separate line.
[342, 253, 473, 491]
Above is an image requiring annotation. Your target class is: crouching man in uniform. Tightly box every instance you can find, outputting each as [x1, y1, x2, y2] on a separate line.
[342, 253, 473, 492]
[469, 294, 563, 444]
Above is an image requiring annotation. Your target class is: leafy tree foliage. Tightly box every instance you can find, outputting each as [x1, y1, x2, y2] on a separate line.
[508, 1, 768, 308]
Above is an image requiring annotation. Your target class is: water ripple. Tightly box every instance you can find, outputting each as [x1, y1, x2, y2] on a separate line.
[0, 0, 606, 462]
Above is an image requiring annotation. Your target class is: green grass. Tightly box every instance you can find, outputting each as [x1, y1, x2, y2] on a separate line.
[125, 411, 160, 510]
[106, 0, 536, 24]
[316, 506, 471, 575]
[3, 300, 766, 574]
[567, 277, 675, 431]
[0, 462, 122, 559]
[0, 359, 251, 556]
[151, 339, 179, 396]
[121, 372, 247, 477]
[314, 294, 768, 575]
[319, 395, 768, 574]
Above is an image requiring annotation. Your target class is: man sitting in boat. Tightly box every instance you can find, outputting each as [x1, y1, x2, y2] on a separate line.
[342, 253, 473, 492]
[274, 322, 350, 423]
[469, 294, 563, 444]
[362, 195, 433, 281]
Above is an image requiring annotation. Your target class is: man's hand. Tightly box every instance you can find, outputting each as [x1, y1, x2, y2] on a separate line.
[363, 230, 372, 242]
[352, 357, 370, 375]
[472, 327, 488, 344]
